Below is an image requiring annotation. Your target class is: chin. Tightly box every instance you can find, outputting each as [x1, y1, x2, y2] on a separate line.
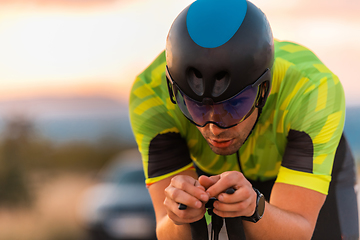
[209, 145, 240, 156]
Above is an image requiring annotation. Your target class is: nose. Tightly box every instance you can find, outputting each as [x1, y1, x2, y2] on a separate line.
[209, 123, 225, 136]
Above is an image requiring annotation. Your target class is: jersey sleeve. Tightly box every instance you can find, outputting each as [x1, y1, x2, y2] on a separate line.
[129, 51, 194, 186]
[273, 42, 346, 195]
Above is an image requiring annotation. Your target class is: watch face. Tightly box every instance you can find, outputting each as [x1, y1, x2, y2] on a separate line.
[258, 193, 265, 218]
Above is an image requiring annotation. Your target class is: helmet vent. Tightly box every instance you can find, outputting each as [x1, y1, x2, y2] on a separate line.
[212, 71, 230, 97]
[187, 68, 204, 96]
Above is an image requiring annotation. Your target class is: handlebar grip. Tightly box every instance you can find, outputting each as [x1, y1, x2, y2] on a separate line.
[178, 203, 187, 210]
[224, 187, 246, 240]
[186, 187, 246, 240]
[190, 216, 209, 240]
[179, 188, 236, 210]
[225, 217, 246, 240]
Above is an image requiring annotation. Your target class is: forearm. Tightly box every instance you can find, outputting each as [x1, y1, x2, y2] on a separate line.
[244, 202, 315, 240]
[156, 215, 192, 240]
[148, 171, 206, 240]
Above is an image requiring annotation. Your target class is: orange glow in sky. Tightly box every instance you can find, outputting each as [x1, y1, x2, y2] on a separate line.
[0, 0, 359, 105]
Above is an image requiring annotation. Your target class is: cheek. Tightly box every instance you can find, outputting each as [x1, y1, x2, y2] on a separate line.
[234, 124, 250, 136]
[231, 117, 257, 140]
[196, 126, 207, 138]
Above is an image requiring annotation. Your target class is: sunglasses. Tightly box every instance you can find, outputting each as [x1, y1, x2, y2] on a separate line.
[166, 66, 270, 129]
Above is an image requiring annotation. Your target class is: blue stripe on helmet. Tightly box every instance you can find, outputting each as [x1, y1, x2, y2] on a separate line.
[186, 0, 247, 48]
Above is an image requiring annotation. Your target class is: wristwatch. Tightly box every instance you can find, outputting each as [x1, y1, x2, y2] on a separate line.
[242, 188, 265, 223]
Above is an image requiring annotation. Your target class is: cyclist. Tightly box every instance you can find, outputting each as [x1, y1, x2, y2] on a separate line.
[129, 0, 359, 239]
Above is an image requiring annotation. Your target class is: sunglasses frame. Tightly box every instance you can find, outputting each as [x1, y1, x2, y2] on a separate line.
[166, 67, 271, 129]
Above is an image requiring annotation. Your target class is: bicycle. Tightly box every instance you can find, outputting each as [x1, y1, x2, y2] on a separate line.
[179, 188, 246, 240]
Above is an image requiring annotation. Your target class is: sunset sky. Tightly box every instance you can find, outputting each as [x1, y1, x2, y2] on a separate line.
[0, 0, 359, 105]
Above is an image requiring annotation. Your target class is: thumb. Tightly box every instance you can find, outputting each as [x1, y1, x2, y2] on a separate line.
[198, 175, 220, 190]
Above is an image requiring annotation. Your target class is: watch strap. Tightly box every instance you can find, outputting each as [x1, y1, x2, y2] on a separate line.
[241, 188, 265, 223]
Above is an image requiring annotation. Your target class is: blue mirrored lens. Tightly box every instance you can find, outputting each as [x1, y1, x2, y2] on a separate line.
[174, 85, 258, 128]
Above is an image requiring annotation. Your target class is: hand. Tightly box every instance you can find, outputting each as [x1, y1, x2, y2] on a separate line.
[199, 171, 257, 218]
[164, 175, 210, 225]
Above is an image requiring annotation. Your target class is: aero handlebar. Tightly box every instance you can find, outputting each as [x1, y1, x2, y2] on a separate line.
[180, 188, 246, 240]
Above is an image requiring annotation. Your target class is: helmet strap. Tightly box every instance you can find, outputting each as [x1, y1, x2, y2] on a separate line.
[242, 106, 263, 145]
[241, 81, 268, 144]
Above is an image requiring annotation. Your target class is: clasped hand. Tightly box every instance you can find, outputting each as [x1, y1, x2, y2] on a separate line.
[164, 171, 256, 225]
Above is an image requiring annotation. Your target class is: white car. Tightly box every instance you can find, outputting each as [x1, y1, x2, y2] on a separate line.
[78, 149, 156, 240]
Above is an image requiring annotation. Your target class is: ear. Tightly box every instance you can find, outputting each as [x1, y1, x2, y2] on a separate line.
[255, 81, 271, 108]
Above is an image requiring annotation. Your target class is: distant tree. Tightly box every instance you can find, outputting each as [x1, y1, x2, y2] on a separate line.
[0, 114, 135, 208]
[0, 116, 35, 207]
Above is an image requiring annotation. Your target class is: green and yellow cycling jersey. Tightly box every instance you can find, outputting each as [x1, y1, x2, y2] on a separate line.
[129, 39, 345, 195]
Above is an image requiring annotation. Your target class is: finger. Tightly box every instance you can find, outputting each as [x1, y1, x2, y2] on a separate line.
[213, 199, 251, 213]
[165, 185, 203, 209]
[194, 179, 206, 192]
[214, 188, 257, 218]
[179, 181, 207, 210]
[217, 186, 253, 203]
[165, 196, 207, 224]
[198, 175, 218, 190]
[171, 177, 209, 202]
[212, 199, 255, 218]
[179, 181, 199, 210]
[206, 171, 247, 197]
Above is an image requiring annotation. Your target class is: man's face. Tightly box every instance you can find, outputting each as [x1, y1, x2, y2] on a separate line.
[196, 108, 258, 155]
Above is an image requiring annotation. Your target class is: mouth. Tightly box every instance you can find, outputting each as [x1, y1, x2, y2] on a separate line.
[209, 138, 233, 148]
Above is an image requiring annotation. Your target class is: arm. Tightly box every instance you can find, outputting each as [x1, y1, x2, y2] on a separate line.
[202, 171, 326, 240]
[245, 182, 325, 240]
[148, 170, 210, 240]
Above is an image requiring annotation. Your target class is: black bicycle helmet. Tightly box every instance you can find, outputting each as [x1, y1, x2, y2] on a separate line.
[166, 0, 274, 105]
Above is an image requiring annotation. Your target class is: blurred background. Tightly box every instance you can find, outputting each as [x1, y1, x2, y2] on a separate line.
[0, 0, 359, 239]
